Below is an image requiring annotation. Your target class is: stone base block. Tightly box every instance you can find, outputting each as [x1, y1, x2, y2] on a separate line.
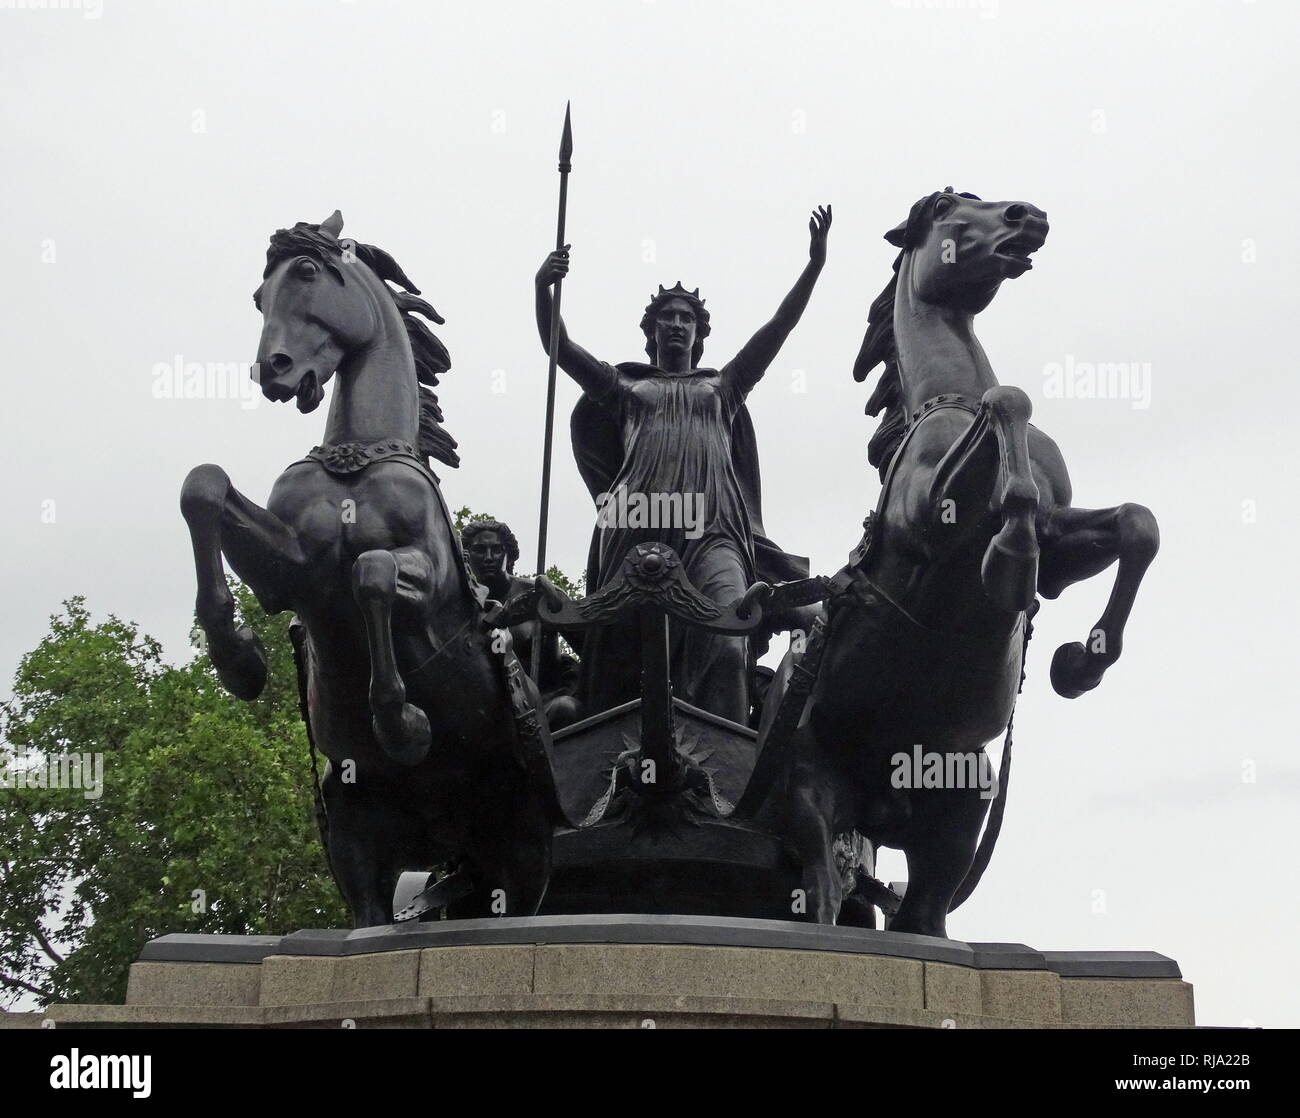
[0, 915, 1195, 1029]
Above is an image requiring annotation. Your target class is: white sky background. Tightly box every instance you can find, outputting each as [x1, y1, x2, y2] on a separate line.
[1, 0, 1297, 1027]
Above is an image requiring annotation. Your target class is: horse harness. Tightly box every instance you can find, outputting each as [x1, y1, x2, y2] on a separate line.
[828, 392, 980, 606]
[286, 440, 561, 908]
[752, 392, 1028, 914]
[742, 394, 983, 812]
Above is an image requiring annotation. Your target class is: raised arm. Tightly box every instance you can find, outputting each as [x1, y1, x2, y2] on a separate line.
[535, 246, 616, 400]
[724, 205, 832, 396]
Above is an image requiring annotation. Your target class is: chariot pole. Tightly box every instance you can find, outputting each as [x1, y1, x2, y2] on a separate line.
[532, 102, 573, 682]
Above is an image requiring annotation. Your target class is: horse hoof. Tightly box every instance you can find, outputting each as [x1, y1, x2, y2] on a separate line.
[981, 537, 1039, 614]
[375, 703, 432, 767]
[209, 625, 268, 701]
[1050, 641, 1102, 699]
[888, 914, 948, 939]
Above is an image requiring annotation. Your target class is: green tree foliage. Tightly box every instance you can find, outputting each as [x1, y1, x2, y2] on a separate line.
[0, 589, 345, 1008]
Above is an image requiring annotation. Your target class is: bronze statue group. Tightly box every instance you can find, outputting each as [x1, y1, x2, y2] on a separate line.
[182, 190, 1157, 934]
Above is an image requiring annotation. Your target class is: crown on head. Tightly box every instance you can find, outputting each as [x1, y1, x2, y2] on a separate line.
[654, 280, 704, 306]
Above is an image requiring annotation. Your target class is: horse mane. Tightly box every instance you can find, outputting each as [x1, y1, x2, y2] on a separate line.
[391, 290, 459, 469]
[851, 188, 980, 479]
[263, 223, 459, 469]
[852, 260, 907, 480]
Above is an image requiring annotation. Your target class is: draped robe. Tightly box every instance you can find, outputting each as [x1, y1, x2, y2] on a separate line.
[569, 359, 807, 724]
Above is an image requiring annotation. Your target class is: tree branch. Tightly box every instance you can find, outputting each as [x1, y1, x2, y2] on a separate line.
[0, 971, 58, 1002]
[0, 854, 69, 964]
[27, 917, 65, 966]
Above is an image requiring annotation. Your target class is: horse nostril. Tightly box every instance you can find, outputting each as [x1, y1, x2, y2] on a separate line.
[269, 352, 294, 376]
[1004, 204, 1027, 223]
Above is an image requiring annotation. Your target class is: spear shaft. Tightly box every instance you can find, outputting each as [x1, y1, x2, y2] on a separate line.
[532, 102, 573, 683]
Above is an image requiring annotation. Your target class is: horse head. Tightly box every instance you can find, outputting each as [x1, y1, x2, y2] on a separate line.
[853, 190, 1051, 472]
[887, 189, 1049, 316]
[252, 210, 442, 414]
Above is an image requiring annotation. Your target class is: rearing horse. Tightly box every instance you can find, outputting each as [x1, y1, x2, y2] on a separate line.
[180, 212, 559, 926]
[758, 190, 1159, 936]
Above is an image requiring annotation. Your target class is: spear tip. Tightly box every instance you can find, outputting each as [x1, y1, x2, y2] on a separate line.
[559, 101, 573, 167]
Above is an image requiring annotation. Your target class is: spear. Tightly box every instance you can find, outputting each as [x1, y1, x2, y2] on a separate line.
[532, 102, 573, 683]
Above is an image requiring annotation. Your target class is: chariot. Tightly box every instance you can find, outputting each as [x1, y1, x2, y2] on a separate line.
[391, 541, 898, 926]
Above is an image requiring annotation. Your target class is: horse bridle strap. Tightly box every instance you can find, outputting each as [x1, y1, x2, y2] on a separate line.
[906, 392, 979, 428]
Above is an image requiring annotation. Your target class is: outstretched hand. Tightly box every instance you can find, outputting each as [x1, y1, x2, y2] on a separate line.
[808, 204, 832, 267]
[536, 245, 571, 289]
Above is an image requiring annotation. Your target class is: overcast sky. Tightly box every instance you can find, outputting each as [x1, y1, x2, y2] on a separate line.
[2, 0, 1297, 1027]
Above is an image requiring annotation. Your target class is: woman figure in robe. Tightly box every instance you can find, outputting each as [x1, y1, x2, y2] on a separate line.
[534, 205, 831, 724]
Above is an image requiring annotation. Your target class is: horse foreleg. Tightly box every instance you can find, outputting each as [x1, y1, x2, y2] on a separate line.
[925, 387, 1040, 613]
[979, 387, 1041, 612]
[352, 548, 433, 767]
[179, 464, 304, 700]
[1039, 503, 1159, 698]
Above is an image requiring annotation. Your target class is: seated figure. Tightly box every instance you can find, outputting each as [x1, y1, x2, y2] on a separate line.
[462, 519, 582, 730]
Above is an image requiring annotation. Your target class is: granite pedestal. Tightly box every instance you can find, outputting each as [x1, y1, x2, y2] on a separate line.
[0, 915, 1195, 1029]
